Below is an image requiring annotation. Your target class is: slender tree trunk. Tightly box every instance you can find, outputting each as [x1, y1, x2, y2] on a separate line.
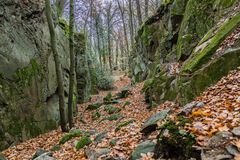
[144, 0, 149, 19]
[102, 34, 107, 66]
[45, 0, 68, 132]
[117, 0, 129, 55]
[128, 0, 134, 47]
[135, 0, 143, 26]
[107, 26, 112, 72]
[68, 0, 75, 129]
[115, 40, 119, 69]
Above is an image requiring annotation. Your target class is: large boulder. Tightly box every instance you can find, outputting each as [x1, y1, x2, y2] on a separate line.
[132, 0, 240, 106]
[0, 0, 84, 150]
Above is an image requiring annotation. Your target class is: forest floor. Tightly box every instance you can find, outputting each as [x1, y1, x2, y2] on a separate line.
[2, 69, 240, 160]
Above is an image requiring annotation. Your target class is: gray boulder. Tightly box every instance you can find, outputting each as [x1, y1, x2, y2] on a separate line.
[141, 108, 170, 135]
[130, 140, 155, 160]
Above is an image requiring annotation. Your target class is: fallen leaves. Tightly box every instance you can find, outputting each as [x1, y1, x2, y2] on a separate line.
[185, 68, 240, 146]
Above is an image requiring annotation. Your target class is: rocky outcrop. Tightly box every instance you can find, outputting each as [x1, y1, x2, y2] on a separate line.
[131, 0, 240, 106]
[0, 0, 84, 150]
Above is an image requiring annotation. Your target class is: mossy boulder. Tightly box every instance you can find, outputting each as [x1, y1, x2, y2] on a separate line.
[176, 0, 237, 60]
[86, 103, 102, 110]
[153, 120, 200, 159]
[141, 109, 170, 135]
[115, 120, 135, 132]
[101, 114, 122, 122]
[131, 140, 156, 160]
[104, 105, 121, 114]
[59, 129, 82, 144]
[141, 3, 240, 106]
[181, 12, 240, 73]
[75, 136, 92, 150]
[92, 111, 101, 120]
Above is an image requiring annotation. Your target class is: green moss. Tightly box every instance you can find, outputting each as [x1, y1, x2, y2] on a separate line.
[92, 111, 101, 120]
[25, 121, 42, 137]
[103, 92, 113, 103]
[177, 0, 213, 59]
[75, 136, 92, 150]
[104, 105, 121, 114]
[59, 129, 82, 144]
[171, 0, 189, 15]
[181, 13, 240, 73]
[45, 120, 57, 131]
[110, 138, 118, 146]
[58, 18, 70, 36]
[86, 103, 102, 110]
[50, 145, 61, 151]
[122, 101, 131, 108]
[157, 120, 197, 159]
[214, 0, 236, 9]
[101, 114, 122, 122]
[13, 59, 42, 87]
[115, 120, 135, 132]
[8, 117, 22, 136]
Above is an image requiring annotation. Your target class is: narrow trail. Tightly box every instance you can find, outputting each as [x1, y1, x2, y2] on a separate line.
[2, 69, 240, 160]
[2, 72, 172, 160]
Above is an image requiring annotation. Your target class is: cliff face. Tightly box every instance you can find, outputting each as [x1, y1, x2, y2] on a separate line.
[0, 0, 82, 150]
[131, 0, 240, 106]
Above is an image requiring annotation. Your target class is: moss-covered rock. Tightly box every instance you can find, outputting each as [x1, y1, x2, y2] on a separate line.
[59, 129, 82, 144]
[104, 105, 121, 114]
[101, 114, 122, 122]
[181, 12, 240, 73]
[75, 136, 92, 150]
[154, 120, 200, 159]
[87, 103, 102, 110]
[139, 0, 240, 106]
[92, 111, 101, 120]
[115, 120, 134, 132]
[176, 0, 237, 60]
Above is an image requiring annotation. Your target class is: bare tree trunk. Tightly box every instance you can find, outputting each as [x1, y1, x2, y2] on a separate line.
[107, 26, 112, 72]
[135, 0, 143, 26]
[115, 40, 119, 69]
[68, 0, 75, 129]
[106, 3, 113, 72]
[117, 0, 129, 55]
[128, 0, 134, 46]
[45, 0, 68, 132]
[144, 0, 149, 19]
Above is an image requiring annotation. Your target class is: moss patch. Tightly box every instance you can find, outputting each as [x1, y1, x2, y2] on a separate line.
[181, 13, 240, 73]
[59, 129, 81, 144]
[115, 120, 135, 132]
[104, 105, 121, 114]
[75, 136, 92, 150]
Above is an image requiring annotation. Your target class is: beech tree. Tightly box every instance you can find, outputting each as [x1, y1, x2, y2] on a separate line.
[68, 0, 75, 129]
[45, 0, 68, 132]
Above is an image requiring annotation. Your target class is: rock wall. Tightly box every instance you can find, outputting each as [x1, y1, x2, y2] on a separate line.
[0, 0, 82, 150]
[131, 0, 240, 106]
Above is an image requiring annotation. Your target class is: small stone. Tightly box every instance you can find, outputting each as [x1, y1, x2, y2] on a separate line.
[33, 153, 55, 160]
[226, 144, 239, 156]
[180, 102, 197, 115]
[208, 131, 233, 148]
[196, 101, 205, 108]
[130, 140, 156, 160]
[95, 131, 107, 143]
[141, 109, 170, 135]
[32, 149, 52, 159]
[232, 127, 240, 137]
